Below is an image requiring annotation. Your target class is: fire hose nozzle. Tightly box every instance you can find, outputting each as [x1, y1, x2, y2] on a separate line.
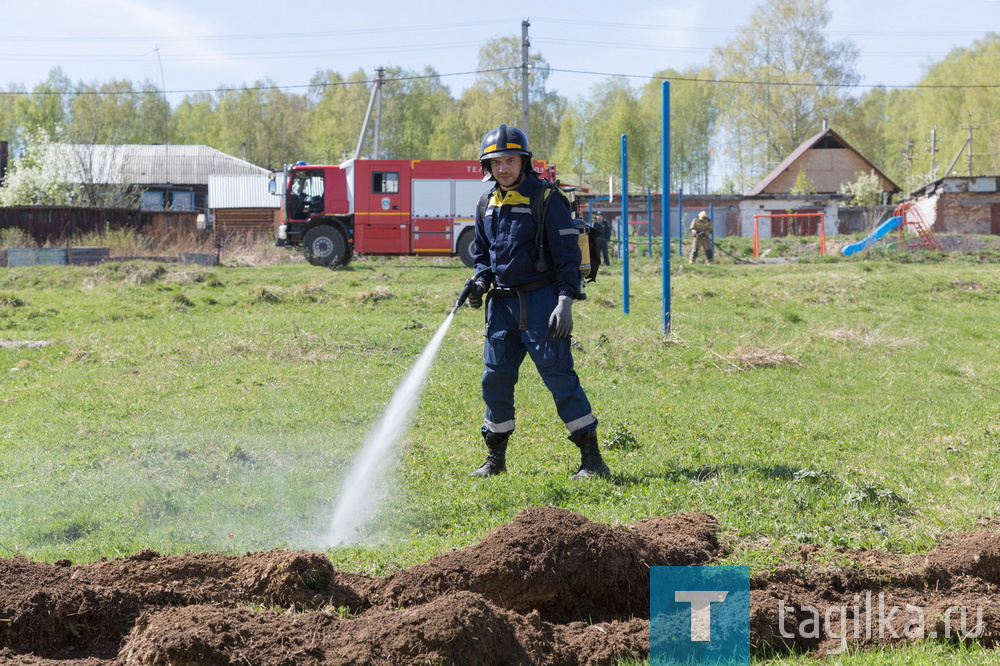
[452, 268, 490, 314]
[452, 280, 474, 314]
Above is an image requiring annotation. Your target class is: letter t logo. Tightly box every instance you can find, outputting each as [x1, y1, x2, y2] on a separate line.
[675, 591, 729, 641]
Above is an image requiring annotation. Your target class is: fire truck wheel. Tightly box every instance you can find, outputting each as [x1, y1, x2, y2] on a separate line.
[303, 225, 350, 267]
[457, 228, 476, 268]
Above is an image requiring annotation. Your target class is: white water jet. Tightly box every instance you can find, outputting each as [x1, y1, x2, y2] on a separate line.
[321, 311, 455, 547]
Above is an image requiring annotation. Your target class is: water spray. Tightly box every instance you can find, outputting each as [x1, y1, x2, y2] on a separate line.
[321, 271, 486, 547]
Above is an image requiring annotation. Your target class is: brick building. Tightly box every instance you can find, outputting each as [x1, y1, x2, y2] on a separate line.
[910, 176, 1000, 235]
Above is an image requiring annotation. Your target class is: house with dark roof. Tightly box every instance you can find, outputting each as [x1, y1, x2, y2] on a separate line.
[738, 128, 901, 239]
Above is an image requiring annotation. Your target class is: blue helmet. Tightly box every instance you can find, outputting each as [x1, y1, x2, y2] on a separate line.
[479, 124, 532, 181]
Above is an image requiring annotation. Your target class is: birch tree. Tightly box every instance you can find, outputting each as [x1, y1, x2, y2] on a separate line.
[712, 0, 859, 188]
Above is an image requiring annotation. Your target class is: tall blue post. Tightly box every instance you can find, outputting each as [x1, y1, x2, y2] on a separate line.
[646, 189, 652, 257]
[662, 81, 671, 334]
[621, 134, 629, 315]
[709, 201, 715, 255]
[677, 188, 684, 257]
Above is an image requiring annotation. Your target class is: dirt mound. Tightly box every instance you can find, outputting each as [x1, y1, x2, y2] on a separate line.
[922, 531, 1000, 583]
[3, 510, 1000, 664]
[748, 533, 1000, 655]
[370, 507, 721, 623]
[119, 593, 650, 666]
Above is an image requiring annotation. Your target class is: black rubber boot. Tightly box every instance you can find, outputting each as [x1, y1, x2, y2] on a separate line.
[471, 431, 508, 477]
[569, 430, 610, 479]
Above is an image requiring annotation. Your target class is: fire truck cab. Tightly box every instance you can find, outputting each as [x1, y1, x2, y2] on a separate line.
[274, 158, 556, 267]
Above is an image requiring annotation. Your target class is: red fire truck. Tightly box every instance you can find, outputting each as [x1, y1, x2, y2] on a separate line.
[273, 158, 557, 267]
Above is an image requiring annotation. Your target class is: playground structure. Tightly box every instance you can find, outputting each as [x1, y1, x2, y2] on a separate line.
[752, 212, 826, 259]
[841, 202, 942, 256]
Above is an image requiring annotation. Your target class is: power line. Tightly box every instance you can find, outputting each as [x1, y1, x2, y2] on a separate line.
[3, 63, 1000, 99]
[1, 15, 989, 46]
[535, 36, 1000, 60]
[0, 41, 489, 64]
[548, 67, 1000, 90]
[0, 18, 515, 43]
[0, 68, 509, 97]
[531, 16, 992, 39]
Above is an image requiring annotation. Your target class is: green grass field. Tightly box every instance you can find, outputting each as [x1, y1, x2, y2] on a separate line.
[2, 247, 999, 663]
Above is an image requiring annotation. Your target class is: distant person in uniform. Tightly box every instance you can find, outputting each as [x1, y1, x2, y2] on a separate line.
[689, 211, 713, 264]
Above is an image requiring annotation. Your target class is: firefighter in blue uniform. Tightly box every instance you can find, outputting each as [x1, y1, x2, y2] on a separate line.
[464, 124, 610, 480]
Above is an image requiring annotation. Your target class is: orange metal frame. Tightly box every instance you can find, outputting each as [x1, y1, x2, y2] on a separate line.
[892, 202, 943, 252]
[752, 213, 826, 258]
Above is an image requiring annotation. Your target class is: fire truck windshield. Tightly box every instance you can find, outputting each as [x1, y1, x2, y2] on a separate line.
[289, 169, 325, 219]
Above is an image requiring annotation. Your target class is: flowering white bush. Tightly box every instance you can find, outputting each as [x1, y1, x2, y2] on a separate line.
[0, 128, 82, 206]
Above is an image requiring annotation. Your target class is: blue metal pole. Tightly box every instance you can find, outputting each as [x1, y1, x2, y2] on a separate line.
[621, 134, 629, 315]
[677, 188, 684, 257]
[646, 189, 652, 257]
[709, 201, 715, 256]
[662, 81, 671, 334]
[614, 187, 622, 260]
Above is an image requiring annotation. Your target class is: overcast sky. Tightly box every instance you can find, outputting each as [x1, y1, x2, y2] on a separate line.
[3, 0, 999, 108]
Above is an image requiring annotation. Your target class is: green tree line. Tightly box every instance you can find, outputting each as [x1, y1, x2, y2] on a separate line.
[1, 0, 998, 200]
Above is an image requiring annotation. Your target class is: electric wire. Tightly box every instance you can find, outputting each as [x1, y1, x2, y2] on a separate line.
[5, 63, 1000, 98]
[1, 15, 997, 97]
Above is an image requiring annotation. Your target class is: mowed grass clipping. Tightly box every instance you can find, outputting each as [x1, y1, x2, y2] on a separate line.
[0, 254, 998, 582]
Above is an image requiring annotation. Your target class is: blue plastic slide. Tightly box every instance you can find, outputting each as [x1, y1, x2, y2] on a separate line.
[841, 216, 903, 256]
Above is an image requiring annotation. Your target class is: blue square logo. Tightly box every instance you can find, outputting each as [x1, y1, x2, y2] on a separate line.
[651, 566, 752, 665]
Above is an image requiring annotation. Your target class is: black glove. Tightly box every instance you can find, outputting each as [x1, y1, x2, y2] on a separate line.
[467, 280, 487, 308]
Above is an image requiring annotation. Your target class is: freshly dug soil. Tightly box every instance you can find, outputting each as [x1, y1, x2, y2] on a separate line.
[1, 507, 999, 664]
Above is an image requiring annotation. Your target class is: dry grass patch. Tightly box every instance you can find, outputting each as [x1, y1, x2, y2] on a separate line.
[222, 238, 305, 267]
[0, 340, 52, 349]
[289, 282, 332, 304]
[248, 286, 283, 304]
[820, 323, 919, 350]
[721, 345, 801, 371]
[358, 285, 394, 304]
[0, 293, 27, 307]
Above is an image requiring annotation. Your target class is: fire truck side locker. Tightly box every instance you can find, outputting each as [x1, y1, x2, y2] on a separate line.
[352, 160, 411, 255]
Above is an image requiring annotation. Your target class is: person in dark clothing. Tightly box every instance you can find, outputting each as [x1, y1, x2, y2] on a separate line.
[591, 212, 611, 265]
[463, 123, 609, 480]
